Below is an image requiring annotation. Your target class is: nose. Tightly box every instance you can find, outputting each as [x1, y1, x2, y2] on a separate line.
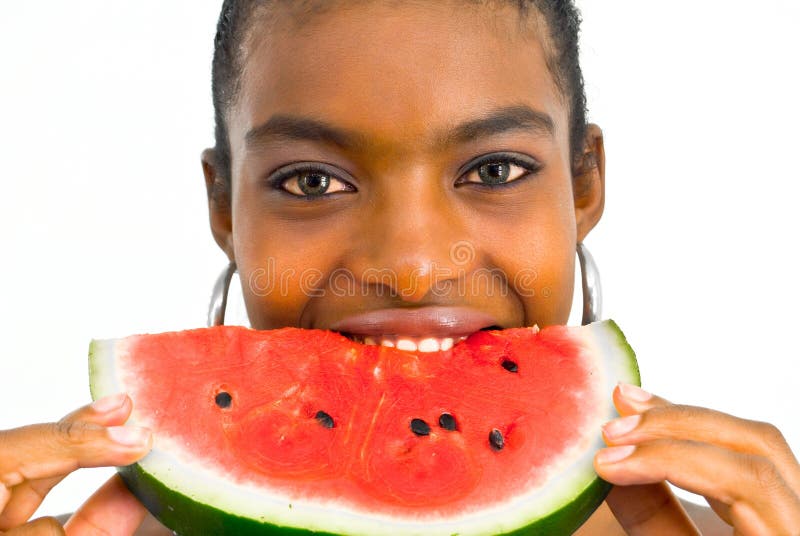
[346, 172, 474, 303]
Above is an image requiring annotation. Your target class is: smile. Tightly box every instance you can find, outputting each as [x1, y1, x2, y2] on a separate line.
[339, 333, 470, 352]
[328, 306, 501, 352]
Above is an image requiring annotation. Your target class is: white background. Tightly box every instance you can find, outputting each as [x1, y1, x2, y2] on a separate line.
[2, 0, 799, 519]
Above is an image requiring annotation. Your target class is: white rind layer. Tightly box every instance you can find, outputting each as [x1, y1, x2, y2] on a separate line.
[89, 320, 638, 536]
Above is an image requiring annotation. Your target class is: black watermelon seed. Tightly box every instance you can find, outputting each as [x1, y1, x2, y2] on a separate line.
[215, 391, 232, 409]
[501, 360, 518, 373]
[438, 413, 458, 431]
[489, 428, 505, 451]
[410, 418, 431, 436]
[315, 411, 335, 429]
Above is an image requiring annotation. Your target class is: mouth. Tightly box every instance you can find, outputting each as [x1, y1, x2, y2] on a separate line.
[338, 328, 501, 352]
[328, 306, 502, 353]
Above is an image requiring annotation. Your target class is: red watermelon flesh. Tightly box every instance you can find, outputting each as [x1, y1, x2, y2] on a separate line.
[89, 321, 639, 535]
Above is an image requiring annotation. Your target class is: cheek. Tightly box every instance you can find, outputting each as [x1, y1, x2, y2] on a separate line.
[474, 183, 577, 327]
[230, 191, 350, 330]
[508, 233, 576, 327]
[236, 249, 313, 330]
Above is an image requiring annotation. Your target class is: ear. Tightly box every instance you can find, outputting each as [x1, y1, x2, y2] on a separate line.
[572, 124, 606, 243]
[202, 148, 235, 262]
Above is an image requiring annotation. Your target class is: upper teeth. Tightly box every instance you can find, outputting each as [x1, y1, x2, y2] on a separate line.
[351, 335, 467, 352]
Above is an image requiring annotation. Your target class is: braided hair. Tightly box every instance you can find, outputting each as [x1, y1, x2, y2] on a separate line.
[209, 0, 587, 202]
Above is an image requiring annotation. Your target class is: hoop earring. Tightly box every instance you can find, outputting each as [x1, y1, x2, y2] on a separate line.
[208, 262, 236, 327]
[207, 249, 602, 328]
[577, 243, 602, 325]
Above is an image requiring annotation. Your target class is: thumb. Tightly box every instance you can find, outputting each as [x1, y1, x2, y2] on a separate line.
[64, 475, 146, 536]
[605, 482, 701, 535]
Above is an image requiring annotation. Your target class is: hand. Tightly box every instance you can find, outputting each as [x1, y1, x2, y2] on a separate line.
[0, 394, 152, 535]
[593, 384, 800, 535]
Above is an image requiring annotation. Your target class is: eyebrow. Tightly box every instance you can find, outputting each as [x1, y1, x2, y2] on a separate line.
[437, 105, 555, 147]
[244, 104, 555, 152]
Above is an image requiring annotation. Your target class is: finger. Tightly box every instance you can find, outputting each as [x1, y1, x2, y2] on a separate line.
[0, 422, 151, 484]
[595, 439, 800, 534]
[1, 483, 9, 511]
[0, 396, 149, 531]
[64, 475, 147, 536]
[0, 477, 59, 530]
[4, 516, 65, 535]
[0, 394, 141, 480]
[609, 386, 800, 493]
[604, 482, 701, 535]
[613, 382, 671, 416]
[60, 394, 134, 428]
[0, 423, 150, 531]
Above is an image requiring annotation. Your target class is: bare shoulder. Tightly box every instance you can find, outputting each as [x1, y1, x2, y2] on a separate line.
[680, 499, 733, 535]
[576, 499, 732, 535]
[134, 513, 174, 536]
[54, 512, 172, 536]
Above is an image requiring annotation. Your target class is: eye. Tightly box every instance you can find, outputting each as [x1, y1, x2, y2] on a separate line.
[456, 153, 542, 188]
[270, 164, 355, 198]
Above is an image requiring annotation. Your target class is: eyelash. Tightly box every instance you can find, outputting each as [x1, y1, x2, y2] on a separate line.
[268, 153, 543, 198]
[268, 163, 353, 198]
[456, 153, 543, 189]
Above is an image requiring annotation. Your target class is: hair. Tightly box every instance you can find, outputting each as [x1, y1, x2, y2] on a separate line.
[210, 0, 587, 202]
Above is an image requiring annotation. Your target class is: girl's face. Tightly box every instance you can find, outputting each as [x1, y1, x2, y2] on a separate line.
[204, 1, 605, 342]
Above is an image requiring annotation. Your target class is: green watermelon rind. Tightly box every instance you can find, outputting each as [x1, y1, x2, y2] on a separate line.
[117, 462, 611, 536]
[118, 463, 339, 536]
[89, 319, 639, 536]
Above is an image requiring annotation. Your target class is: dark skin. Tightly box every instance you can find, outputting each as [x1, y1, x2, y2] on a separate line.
[1, 2, 798, 535]
[205, 2, 596, 333]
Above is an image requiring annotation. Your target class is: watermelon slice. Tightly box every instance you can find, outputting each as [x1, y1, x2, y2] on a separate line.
[89, 320, 638, 535]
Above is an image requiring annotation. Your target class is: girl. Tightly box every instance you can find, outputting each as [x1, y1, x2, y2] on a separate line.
[2, 1, 799, 534]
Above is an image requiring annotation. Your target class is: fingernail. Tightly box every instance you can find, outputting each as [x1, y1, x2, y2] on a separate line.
[107, 426, 151, 448]
[596, 445, 636, 465]
[618, 382, 652, 402]
[602, 414, 641, 439]
[91, 393, 128, 413]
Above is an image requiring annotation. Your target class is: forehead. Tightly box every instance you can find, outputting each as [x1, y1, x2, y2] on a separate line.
[232, 0, 567, 155]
